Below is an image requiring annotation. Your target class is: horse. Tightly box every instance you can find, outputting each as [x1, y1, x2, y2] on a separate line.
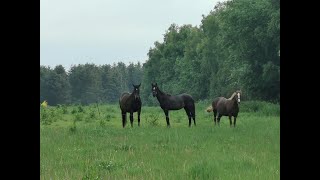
[119, 83, 142, 128]
[151, 83, 196, 127]
[211, 90, 241, 127]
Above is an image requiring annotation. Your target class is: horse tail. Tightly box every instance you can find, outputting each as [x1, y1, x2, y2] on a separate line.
[206, 105, 213, 112]
[211, 97, 221, 112]
[184, 94, 195, 118]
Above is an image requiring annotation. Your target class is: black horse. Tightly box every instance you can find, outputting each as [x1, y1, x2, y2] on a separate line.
[212, 90, 241, 127]
[151, 83, 195, 127]
[119, 83, 142, 128]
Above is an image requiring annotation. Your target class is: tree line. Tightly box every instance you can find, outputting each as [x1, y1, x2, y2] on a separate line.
[40, 62, 143, 105]
[40, 0, 279, 106]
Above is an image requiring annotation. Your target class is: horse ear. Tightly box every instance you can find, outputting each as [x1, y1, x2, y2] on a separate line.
[155, 83, 157, 86]
[138, 83, 141, 87]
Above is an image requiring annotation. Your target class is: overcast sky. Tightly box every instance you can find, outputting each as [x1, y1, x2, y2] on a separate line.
[40, 0, 222, 70]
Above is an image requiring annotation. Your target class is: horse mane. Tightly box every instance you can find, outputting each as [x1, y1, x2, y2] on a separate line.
[227, 92, 237, 100]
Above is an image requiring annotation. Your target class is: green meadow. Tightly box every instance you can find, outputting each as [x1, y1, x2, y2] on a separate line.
[40, 101, 280, 180]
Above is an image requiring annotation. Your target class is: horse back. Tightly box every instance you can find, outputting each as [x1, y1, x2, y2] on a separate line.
[179, 94, 195, 109]
[215, 98, 239, 116]
[212, 97, 224, 109]
[180, 93, 194, 103]
[214, 97, 228, 114]
[161, 93, 194, 110]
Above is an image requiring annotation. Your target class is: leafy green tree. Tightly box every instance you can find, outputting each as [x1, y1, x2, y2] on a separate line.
[40, 0, 280, 104]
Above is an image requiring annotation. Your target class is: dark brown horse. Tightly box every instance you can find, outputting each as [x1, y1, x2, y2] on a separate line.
[119, 83, 142, 128]
[151, 83, 195, 127]
[211, 90, 241, 127]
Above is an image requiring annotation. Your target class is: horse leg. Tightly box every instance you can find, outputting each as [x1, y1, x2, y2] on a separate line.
[184, 108, 191, 127]
[122, 111, 126, 128]
[217, 113, 221, 126]
[192, 113, 196, 126]
[213, 110, 217, 125]
[130, 112, 134, 127]
[164, 110, 170, 127]
[234, 116, 237, 127]
[191, 105, 196, 126]
[137, 109, 141, 127]
[229, 115, 232, 127]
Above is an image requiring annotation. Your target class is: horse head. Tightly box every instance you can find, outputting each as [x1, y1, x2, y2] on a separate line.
[151, 83, 158, 97]
[132, 83, 141, 101]
[235, 90, 241, 104]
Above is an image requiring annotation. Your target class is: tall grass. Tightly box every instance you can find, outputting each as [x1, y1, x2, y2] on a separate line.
[40, 101, 279, 179]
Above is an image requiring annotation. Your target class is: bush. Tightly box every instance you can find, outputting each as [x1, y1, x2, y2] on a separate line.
[89, 110, 96, 119]
[40, 107, 61, 125]
[74, 112, 85, 122]
[40, 107, 52, 125]
[78, 105, 85, 113]
[71, 108, 78, 114]
[60, 104, 69, 114]
[69, 120, 77, 133]
[240, 101, 280, 116]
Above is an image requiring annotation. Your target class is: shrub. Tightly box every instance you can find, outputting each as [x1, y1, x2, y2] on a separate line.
[78, 105, 85, 113]
[89, 110, 96, 119]
[240, 101, 280, 116]
[74, 112, 84, 122]
[69, 119, 77, 133]
[40, 107, 52, 125]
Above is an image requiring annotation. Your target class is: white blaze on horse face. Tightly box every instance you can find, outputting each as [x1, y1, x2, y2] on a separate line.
[237, 93, 241, 103]
[153, 87, 155, 91]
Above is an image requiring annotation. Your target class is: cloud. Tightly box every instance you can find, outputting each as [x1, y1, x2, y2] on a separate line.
[41, 0, 219, 68]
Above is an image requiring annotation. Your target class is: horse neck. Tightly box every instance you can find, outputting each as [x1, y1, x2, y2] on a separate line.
[127, 92, 136, 103]
[227, 92, 237, 100]
[156, 89, 167, 103]
[227, 92, 238, 105]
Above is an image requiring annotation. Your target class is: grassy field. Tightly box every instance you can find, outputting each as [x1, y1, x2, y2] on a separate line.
[40, 101, 280, 180]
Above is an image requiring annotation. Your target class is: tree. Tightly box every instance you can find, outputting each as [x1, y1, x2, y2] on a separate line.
[40, 65, 51, 103]
[40, 65, 71, 105]
[69, 64, 102, 105]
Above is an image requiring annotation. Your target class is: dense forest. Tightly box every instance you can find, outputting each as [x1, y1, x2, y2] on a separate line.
[40, 0, 280, 106]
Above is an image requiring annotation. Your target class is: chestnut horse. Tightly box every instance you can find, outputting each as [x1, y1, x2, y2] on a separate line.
[211, 90, 241, 127]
